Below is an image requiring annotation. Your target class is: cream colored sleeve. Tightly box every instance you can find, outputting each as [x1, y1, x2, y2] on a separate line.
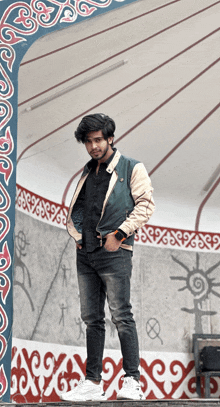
[119, 163, 155, 236]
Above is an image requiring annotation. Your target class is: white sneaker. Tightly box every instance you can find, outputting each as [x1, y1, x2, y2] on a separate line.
[60, 379, 107, 401]
[117, 376, 145, 400]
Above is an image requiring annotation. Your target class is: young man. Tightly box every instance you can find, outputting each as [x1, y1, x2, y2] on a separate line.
[61, 113, 155, 401]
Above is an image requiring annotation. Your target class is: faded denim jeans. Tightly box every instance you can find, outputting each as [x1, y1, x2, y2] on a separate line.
[77, 245, 140, 382]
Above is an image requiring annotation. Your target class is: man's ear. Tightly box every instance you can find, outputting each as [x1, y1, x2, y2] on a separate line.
[108, 136, 114, 146]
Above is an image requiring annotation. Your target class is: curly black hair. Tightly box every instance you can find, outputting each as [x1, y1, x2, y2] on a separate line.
[75, 113, 115, 145]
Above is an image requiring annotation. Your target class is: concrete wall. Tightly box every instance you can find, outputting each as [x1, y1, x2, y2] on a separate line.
[11, 204, 220, 401]
[13, 211, 220, 352]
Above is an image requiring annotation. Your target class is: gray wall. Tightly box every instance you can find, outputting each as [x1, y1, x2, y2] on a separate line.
[13, 210, 220, 354]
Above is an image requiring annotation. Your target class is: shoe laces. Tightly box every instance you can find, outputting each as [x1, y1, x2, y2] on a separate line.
[78, 379, 101, 388]
[77, 379, 85, 388]
[122, 377, 141, 390]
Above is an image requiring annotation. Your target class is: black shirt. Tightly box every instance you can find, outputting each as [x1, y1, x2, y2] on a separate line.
[82, 150, 116, 252]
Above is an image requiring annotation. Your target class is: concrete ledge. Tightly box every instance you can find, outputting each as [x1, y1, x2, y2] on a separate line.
[3, 399, 220, 407]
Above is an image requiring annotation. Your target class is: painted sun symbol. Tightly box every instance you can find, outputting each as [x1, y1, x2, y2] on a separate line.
[170, 253, 220, 303]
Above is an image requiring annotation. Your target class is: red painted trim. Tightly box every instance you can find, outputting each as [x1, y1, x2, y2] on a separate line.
[195, 176, 220, 231]
[115, 58, 220, 145]
[17, 31, 220, 167]
[60, 58, 220, 205]
[149, 102, 220, 176]
[18, 2, 220, 107]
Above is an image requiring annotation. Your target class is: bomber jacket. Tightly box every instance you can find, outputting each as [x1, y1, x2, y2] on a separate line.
[66, 149, 155, 250]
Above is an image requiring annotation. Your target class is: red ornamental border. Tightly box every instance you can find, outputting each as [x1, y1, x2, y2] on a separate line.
[0, 127, 14, 397]
[135, 225, 220, 252]
[0, 0, 115, 48]
[16, 184, 68, 228]
[16, 183, 220, 252]
[11, 347, 199, 402]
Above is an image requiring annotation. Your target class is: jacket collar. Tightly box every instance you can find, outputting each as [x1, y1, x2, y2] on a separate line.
[106, 149, 121, 174]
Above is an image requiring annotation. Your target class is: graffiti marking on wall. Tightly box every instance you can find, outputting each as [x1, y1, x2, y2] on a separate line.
[59, 300, 68, 326]
[61, 264, 70, 287]
[170, 253, 220, 332]
[75, 318, 85, 340]
[14, 230, 34, 311]
[146, 318, 163, 345]
[30, 237, 71, 340]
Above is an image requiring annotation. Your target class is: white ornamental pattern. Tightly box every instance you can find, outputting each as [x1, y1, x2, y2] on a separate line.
[16, 184, 220, 252]
[16, 184, 68, 227]
[12, 338, 220, 402]
[135, 225, 220, 252]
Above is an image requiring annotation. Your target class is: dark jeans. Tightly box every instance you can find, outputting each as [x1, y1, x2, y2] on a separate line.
[77, 245, 140, 382]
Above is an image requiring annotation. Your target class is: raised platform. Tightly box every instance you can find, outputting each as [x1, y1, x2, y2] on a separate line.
[4, 399, 220, 407]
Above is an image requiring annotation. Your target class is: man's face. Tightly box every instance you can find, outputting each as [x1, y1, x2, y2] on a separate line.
[85, 130, 113, 162]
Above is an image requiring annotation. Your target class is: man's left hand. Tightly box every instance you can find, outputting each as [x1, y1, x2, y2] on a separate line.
[104, 233, 121, 252]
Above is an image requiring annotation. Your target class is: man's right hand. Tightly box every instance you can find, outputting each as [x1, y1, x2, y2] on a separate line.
[76, 243, 82, 249]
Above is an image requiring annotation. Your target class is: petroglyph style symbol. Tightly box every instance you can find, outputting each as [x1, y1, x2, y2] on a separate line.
[14, 230, 34, 311]
[170, 253, 220, 332]
[61, 263, 70, 286]
[146, 318, 163, 345]
[75, 318, 85, 340]
[59, 300, 68, 326]
[17, 230, 28, 252]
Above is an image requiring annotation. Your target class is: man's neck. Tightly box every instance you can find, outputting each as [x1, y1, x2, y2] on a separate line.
[98, 146, 114, 165]
[96, 147, 114, 174]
